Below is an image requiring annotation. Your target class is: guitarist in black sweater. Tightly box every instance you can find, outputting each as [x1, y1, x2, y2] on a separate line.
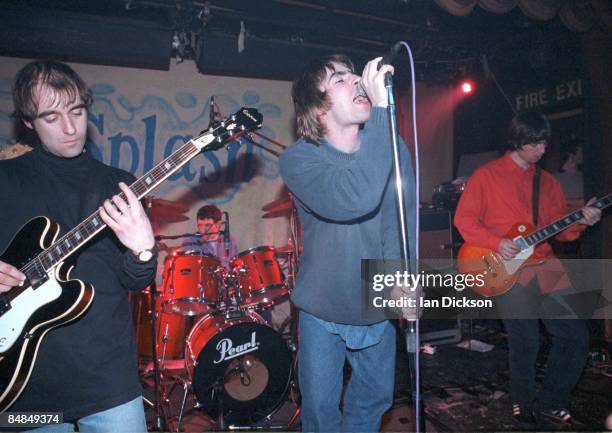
[0, 60, 156, 431]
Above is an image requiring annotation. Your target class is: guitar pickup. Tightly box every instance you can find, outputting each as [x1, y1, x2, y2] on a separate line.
[30, 275, 49, 289]
[27, 267, 48, 289]
[0, 293, 10, 316]
[514, 237, 528, 250]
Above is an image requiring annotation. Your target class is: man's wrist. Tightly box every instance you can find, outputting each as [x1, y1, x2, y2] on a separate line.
[130, 245, 157, 263]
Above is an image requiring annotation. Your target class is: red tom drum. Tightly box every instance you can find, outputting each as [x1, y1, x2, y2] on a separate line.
[161, 252, 221, 316]
[230, 246, 287, 309]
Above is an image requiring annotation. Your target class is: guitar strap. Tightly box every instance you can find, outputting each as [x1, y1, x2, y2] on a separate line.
[532, 165, 541, 226]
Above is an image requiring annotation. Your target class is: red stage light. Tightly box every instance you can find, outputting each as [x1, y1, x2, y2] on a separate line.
[461, 81, 474, 94]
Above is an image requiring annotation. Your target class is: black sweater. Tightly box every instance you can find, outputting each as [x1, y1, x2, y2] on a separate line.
[0, 147, 156, 420]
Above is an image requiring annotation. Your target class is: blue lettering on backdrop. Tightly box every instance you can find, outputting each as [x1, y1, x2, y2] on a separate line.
[80, 85, 283, 203]
[109, 132, 139, 173]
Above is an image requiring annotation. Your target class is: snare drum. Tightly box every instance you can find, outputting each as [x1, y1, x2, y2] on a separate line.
[230, 246, 288, 308]
[185, 311, 292, 425]
[162, 252, 221, 315]
[132, 291, 190, 359]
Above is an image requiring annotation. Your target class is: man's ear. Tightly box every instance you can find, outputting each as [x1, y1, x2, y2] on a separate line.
[23, 120, 34, 130]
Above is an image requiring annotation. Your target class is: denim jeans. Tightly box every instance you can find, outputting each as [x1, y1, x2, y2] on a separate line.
[497, 280, 589, 411]
[298, 311, 396, 432]
[27, 396, 147, 433]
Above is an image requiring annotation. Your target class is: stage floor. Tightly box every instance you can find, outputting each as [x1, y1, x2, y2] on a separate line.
[141, 320, 611, 432]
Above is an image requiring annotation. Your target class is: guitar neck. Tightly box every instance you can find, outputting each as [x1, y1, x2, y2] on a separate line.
[523, 193, 611, 247]
[18, 106, 263, 282]
[33, 138, 209, 274]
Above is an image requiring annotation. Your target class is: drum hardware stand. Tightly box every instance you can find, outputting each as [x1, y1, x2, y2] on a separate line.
[147, 282, 168, 431]
[175, 377, 204, 433]
[222, 268, 248, 320]
[285, 341, 301, 430]
[212, 378, 228, 431]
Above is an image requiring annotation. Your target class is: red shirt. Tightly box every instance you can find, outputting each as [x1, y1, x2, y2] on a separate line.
[454, 153, 585, 292]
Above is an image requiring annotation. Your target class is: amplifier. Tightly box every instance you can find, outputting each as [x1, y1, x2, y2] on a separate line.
[420, 210, 454, 270]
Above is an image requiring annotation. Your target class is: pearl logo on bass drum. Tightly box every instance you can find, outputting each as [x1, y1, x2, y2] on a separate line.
[214, 331, 259, 364]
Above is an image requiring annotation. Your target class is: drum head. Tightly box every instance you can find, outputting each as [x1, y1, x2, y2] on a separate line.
[192, 322, 292, 425]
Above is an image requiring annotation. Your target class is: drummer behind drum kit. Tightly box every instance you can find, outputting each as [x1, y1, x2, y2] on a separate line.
[133, 197, 298, 430]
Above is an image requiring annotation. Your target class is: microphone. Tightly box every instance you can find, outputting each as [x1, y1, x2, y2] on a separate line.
[223, 211, 230, 249]
[356, 42, 403, 97]
[208, 95, 215, 128]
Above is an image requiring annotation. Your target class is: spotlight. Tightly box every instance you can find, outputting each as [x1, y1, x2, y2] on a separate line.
[461, 80, 474, 95]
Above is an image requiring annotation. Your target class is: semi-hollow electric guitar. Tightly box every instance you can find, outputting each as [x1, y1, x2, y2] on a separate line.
[0, 107, 262, 413]
[458, 193, 611, 297]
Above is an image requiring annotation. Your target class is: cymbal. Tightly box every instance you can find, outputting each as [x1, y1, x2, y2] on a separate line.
[262, 209, 292, 219]
[144, 197, 189, 217]
[156, 243, 183, 255]
[262, 195, 292, 213]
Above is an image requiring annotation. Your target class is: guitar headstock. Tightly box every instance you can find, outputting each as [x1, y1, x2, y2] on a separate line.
[192, 107, 263, 152]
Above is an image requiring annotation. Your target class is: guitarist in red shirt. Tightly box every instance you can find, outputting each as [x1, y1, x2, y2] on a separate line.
[454, 111, 601, 426]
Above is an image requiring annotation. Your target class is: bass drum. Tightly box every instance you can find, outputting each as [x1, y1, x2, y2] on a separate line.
[185, 311, 292, 425]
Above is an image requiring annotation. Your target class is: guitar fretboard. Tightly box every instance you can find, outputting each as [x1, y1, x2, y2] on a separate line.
[523, 193, 611, 247]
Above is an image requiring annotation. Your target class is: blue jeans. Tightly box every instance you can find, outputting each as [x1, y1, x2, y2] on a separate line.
[27, 396, 147, 433]
[298, 311, 395, 432]
[497, 280, 589, 410]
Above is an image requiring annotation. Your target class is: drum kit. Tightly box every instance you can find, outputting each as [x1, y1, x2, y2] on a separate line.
[134, 196, 299, 431]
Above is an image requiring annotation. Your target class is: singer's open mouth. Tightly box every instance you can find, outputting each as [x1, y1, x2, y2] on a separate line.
[353, 95, 369, 104]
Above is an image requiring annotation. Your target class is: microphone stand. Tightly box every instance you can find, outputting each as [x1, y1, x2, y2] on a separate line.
[223, 211, 230, 259]
[384, 72, 424, 433]
[237, 130, 282, 158]
[209, 98, 287, 158]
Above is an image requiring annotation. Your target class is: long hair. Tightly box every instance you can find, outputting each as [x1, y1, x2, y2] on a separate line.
[292, 54, 355, 145]
[506, 110, 550, 151]
[12, 60, 92, 123]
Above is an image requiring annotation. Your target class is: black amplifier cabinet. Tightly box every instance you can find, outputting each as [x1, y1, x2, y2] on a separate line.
[419, 209, 462, 345]
[419, 209, 454, 270]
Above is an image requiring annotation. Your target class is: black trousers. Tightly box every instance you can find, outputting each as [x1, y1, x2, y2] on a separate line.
[496, 279, 589, 411]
